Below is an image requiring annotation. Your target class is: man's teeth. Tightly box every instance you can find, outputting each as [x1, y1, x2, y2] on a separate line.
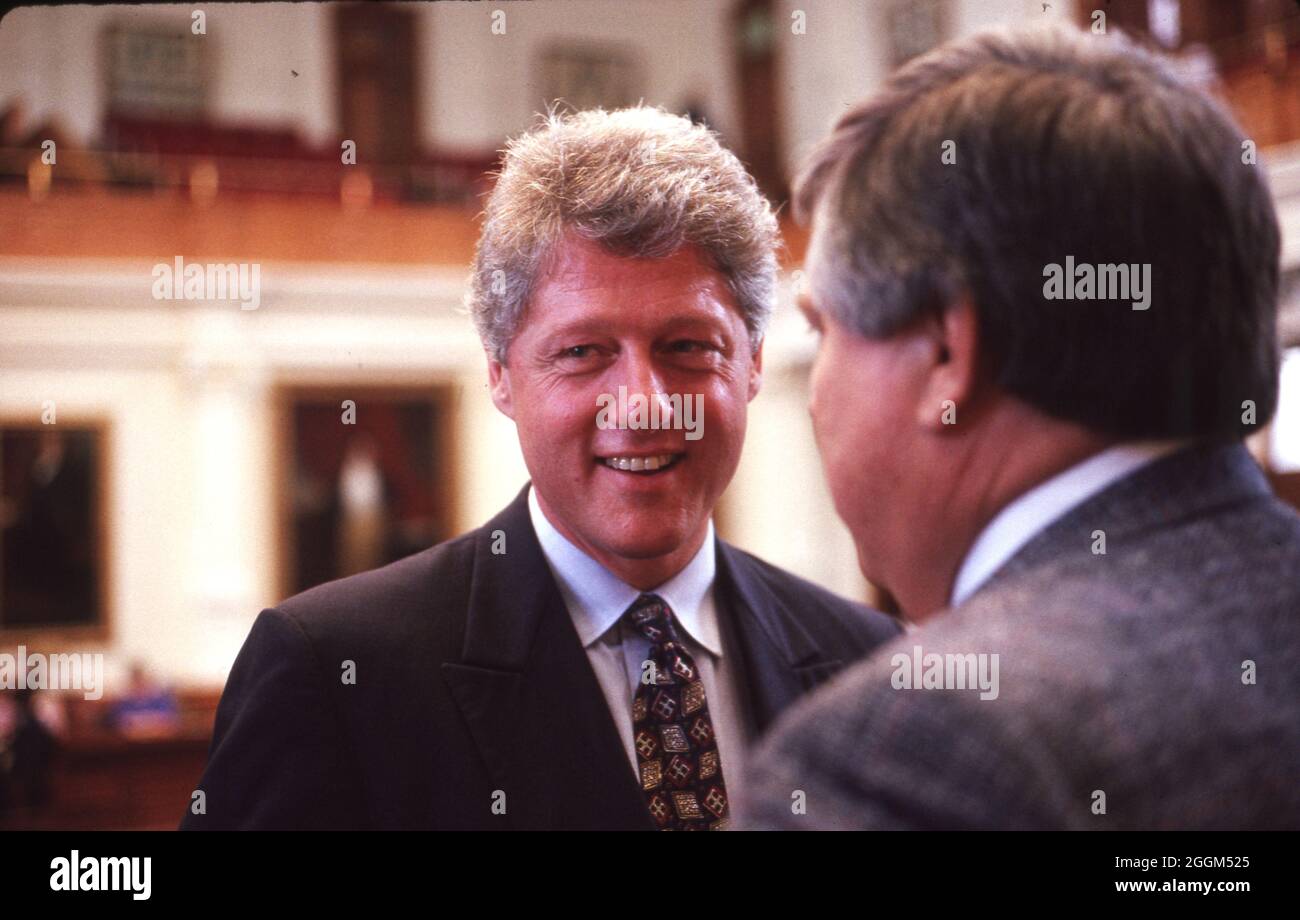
[602, 454, 678, 471]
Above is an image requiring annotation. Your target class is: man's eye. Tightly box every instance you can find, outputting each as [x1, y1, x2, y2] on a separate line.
[561, 345, 595, 359]
[669, 340, 712, 353]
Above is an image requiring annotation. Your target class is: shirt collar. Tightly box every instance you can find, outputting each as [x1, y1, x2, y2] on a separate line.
[527, 485, 721, 655]
[950, 439, 1191, 607]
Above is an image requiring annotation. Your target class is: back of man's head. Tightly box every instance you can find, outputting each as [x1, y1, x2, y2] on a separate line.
[797, 25, 1281, 440]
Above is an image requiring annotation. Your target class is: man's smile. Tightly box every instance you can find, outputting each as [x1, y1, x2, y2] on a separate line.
[596, 452, 684, 473]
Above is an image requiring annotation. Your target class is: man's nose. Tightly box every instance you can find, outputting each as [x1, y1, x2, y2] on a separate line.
[619, 350, 675, 425]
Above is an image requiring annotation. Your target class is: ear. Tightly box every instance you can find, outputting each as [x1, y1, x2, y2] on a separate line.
[747, 339, 764, 402]
[916, 294, 979, 431]
[487, 351, 515, 420]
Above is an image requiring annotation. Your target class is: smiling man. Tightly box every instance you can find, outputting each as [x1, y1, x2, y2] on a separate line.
[180, 106, 899, 831]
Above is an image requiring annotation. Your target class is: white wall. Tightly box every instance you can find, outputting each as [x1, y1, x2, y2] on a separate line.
[0, 1, 739, 154]
[774, 0, 1080, 182]
[420, 1, 741, 153]
[0, 1, 1080, 172]
[0, 4, 338, 146]
[0, 259, 524, 686]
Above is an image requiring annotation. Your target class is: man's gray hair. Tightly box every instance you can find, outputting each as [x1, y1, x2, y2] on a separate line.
[466, 105, 779, 362]
[797, 25, 1280, 440]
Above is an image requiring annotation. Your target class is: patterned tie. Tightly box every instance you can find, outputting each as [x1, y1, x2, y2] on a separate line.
[626, 593, 729, 830]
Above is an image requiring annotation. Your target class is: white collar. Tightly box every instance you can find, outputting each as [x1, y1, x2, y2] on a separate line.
[950, 439, 1190, 607]
[527, 485, 721, 655]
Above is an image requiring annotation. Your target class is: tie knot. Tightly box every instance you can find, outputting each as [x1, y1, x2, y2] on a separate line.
[625, 593, 681, 645]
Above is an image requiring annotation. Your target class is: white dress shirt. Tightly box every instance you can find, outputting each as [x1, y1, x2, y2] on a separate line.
[950, 440, 1190, 607]
[527, 486, 751, 780]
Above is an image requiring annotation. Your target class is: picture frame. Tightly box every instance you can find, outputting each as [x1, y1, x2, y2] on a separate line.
[0, 418, 112, 645]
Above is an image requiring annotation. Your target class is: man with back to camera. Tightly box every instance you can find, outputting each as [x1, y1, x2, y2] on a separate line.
[180, 106, 900, 831]
[734, 25, 1300, 830]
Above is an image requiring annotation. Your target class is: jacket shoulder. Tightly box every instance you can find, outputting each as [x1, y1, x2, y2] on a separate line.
[720, 543, 901, 651]
[272, 526, 480, 655]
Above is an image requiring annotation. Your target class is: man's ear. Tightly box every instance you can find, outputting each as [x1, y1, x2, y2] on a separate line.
[487, 351, 515, 420]
[917, 295, 979, 431]
[747, 339, 764, 402]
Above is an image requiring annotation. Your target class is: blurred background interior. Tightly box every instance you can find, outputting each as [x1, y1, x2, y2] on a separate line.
[2, 0, 1300, 829]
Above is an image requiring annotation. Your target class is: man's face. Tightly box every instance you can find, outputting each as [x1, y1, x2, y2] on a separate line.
[489, 234, 762, 578]
[798, 249, 926, 588]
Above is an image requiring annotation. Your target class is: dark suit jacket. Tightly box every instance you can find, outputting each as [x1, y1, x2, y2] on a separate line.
[180, 485, 899, 830]
[738, 442, 1300, 830]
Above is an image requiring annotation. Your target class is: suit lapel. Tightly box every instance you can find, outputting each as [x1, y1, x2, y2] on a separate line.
[713, 540, 844, 735]
[441, 485, 653, 830]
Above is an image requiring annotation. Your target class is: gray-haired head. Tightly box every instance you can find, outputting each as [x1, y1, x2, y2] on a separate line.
[797, 25, 1281, 440]
[466, 105, 779, 363]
